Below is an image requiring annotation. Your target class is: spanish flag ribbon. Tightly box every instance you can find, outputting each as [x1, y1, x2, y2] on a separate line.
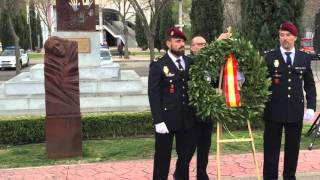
[223, 53, 241, 107]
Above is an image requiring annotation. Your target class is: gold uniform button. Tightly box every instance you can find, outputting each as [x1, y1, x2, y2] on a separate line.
[164, 108, 167, 111]
[170, 80, 173, 83]
[288, 95, 291, 98]
[288, 79, 291, 82]
[289, 71, 291, 74]
[300, 71, 303, 74]
[288, 87, 291, 90]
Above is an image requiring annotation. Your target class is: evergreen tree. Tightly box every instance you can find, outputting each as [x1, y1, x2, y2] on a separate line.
[135, 14, 148, 50]
[0, 12, 12, 48]
[241, 0, 304, 52]
[36, 14, 43, 49]
[159, 1, 175, 50]
[30, 0, 37, 50]
[0, 9, 30, 49]
[14, 11, 30, 49]
[190, 0, 223, 42]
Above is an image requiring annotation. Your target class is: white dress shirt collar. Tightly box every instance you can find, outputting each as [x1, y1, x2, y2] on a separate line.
[280, 46, 295, 64]
[168, 50, 186, 70]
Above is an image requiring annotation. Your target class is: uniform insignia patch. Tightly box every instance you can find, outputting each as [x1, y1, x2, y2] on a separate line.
[274, 60, 279, 68]
[163, 66, 175, 77]
[163, 66, 169, 75]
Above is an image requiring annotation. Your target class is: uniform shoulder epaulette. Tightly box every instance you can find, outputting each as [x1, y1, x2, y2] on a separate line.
[153, 56, 162, 62]
[264, 49, 275, 54]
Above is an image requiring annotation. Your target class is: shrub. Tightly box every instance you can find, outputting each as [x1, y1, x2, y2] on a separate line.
[0, 112, 153, 145]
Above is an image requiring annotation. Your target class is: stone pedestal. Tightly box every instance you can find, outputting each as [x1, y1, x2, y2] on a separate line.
[52, 31, 100, 67]
[45, 115, 82, 159]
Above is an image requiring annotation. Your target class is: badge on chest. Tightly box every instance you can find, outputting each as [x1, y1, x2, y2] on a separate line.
[163, 66, 175, 94]
[273, 59, 280, 85]
[170, 82, 175, 94]
[163, 66, 175, 77]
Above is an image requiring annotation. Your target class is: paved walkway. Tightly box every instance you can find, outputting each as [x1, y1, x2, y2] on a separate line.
[0, 150, 320, 180]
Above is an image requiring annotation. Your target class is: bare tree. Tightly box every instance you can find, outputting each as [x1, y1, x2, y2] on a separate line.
[112, 0, 135, 59]
[128, 0, 171, 60]
[0, 0, 26, 75]
[34, 0, 54, 36]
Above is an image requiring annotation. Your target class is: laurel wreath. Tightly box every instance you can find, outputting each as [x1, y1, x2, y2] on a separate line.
[188, 36, 271, 126]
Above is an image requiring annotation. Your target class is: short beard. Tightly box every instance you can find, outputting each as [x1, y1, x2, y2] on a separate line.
[170, 49, 185, 56]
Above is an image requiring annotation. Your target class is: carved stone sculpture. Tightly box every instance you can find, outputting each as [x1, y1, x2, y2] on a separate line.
[44, 36, 82, 159]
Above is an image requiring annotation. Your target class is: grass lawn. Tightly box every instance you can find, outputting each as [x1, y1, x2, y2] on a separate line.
[28, 53, 44, 59]
[0, 125, 318, 169]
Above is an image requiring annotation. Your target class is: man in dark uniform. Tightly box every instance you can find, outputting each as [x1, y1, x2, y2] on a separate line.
[188, 36, 212, 180]
[188, 34, 231, 180]
[263, 21, 317, 180]
[148, 27, 195, 180]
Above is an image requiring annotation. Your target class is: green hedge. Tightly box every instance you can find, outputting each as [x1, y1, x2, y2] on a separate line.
[0, 116, 45, 145]
[82, 112, 153, 139]
[0, 111, 264, 145]
[0, 112, 153, 145]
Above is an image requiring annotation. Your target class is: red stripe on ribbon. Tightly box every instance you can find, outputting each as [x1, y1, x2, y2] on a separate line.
[223, 53, 241, 107]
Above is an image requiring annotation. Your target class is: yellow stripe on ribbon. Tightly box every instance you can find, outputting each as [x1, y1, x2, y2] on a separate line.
[224, 53, 241, 107]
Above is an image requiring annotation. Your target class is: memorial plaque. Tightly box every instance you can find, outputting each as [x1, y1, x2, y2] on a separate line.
[67, 38, 90, 53]
[56, 0, 95, 31]
[44, 36, 82, 159]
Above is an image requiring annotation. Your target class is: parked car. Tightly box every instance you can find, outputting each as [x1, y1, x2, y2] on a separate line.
[0, 47, 29, 68]
[100, 48, 113, 65]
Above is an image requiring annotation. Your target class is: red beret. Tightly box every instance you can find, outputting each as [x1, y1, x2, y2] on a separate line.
[167, 27, 186, 41]
[279, 21, 298, 36]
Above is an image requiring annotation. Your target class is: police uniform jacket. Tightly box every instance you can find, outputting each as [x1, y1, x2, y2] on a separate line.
[264, 48, 317, 123]
[148, 53, 195, 131]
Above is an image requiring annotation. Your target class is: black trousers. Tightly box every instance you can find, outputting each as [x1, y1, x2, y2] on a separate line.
[153, 129, 194, 180]
[189, 121, 213, 180]
[263, 120, 303, 180]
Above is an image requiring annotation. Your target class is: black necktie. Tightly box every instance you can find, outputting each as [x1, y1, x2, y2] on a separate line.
[285, 52, 292, 67]
[176, 59, 184, 71]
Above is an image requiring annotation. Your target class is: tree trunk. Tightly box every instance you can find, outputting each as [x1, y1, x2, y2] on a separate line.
[28, 18, 33, 50]
[149, 35, 155, 61]
[123, 18, 130, 59]
[48, 25, 52, 37]
[7, 14, 21, 75]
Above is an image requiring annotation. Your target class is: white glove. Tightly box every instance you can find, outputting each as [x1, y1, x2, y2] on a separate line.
[155, 122, 169, 134]
[303, 109, 315, 121]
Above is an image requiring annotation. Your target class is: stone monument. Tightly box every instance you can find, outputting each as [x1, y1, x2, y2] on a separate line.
[55, 0, 99, 67]
[44, 36, 82, 159]
[0, 0, 148, 115]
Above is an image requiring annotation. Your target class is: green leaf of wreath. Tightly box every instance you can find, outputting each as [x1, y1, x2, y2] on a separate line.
[188, 36, 271, 126]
